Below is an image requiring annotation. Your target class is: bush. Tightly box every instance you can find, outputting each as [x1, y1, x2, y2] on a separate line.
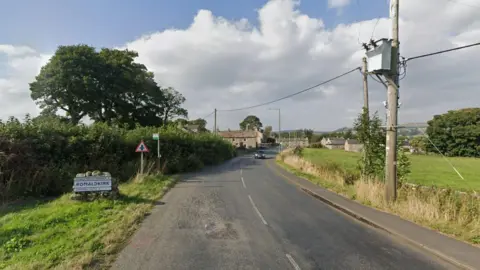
[309, 143, 324, 149]
[293, 146, 304, 157]
[0, 117, 235, 202]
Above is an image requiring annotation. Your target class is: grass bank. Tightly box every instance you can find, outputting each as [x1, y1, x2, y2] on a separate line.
[0, 174, 176, 270]
[277, 150, 480, 246]
[303, 148, 480, 191]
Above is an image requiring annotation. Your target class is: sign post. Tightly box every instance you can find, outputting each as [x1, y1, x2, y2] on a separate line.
[135, 140, 150, 174]
[152, 133, 161, 172]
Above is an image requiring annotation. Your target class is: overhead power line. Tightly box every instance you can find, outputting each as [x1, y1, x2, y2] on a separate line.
[218, 67, 360, 112]
[405, 41, 480, 62]
[201, 110, 215, 119]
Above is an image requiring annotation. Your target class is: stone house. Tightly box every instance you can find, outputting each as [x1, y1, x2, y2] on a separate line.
[344, 139, 364, 152]
[320, 137, 346, 149]
[218, 129, 264, 149]
[278, 137, 310, 148]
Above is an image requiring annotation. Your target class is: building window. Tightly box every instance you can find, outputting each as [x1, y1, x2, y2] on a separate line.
[244, 138, 246, 141]
[232, 138, 235, 141]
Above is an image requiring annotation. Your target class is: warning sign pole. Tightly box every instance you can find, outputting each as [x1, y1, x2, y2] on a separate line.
[140, 152, 144, 175]
[135, 140, 150, 175]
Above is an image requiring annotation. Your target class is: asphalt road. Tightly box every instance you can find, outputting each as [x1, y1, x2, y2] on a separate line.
[112, 151, 457, 270]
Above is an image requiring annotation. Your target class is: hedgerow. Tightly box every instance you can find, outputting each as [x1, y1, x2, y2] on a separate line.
[0, 117, 234, 202]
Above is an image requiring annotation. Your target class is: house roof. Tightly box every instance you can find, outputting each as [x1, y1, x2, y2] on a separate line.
[218, 130, 257, 138]
[327, 138, 346, 145]
[346, 139, 361, 145]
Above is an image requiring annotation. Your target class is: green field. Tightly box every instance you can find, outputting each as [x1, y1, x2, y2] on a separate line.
[0, 175, 175, 269]
[303, 148, 480, 191]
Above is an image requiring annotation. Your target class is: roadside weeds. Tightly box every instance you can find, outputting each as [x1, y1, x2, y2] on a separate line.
[276, 152, 480, 247]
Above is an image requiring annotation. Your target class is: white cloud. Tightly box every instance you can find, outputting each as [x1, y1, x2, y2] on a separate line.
[1, 0, 479, 131]
[0, 45, 36, 57]
[328, 0, 351, 9]
[0, 48, 50, 119]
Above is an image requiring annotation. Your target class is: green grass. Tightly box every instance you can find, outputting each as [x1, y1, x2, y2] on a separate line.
[0, 174, 176, 270]
[303, 148, 480, 191]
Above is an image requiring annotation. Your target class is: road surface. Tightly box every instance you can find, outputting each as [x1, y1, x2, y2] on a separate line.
[112, 151, 457, 270]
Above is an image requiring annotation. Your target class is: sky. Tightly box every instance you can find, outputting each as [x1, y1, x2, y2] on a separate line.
[1, 0, 479, 131]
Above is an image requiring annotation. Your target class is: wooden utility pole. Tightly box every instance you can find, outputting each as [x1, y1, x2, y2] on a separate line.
[278, 109, 281, 151]
[362, 57, 369, 113]
[362, 56, 369, 174]
[214, 108, 217, 135]
[385, 0, 400, 201]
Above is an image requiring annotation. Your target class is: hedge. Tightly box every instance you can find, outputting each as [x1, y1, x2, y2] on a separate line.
[0, 117, 235, 202]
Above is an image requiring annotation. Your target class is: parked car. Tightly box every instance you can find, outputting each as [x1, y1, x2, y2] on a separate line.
[254, 150, 266, 159]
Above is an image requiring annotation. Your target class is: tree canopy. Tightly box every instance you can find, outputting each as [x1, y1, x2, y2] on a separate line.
[240, 115, 263, 131]
[426, 108, 480, 157]
[264, 126, 273, 138]
[29, 44, 187, 128]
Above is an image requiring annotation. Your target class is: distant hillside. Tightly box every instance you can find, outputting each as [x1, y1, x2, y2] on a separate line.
[398, 123, 427, 137]
[331, 126, 351, 133]
[323, 123, 428, 137]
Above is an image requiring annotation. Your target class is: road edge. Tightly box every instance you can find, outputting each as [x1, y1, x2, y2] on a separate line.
[268, 160, 476, 270]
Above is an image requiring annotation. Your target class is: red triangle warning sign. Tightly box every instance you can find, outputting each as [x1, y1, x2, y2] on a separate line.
[135, 140, 149, 152]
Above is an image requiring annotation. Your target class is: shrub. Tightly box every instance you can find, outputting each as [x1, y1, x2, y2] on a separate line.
[0, 118, 235, 202]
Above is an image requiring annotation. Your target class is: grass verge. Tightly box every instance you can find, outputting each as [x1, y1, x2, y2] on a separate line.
[277, 152, 480, 246]
[303, 148, 480, 191]
[0, 173, 177, 270]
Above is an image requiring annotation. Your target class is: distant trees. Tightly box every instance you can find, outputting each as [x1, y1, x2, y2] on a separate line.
[29, 44, 187, 128]
[409, 136, 428, 153]
[426, 108, 480, 157]
[264, 126, 273, 138]
[240, 115, 263, 131]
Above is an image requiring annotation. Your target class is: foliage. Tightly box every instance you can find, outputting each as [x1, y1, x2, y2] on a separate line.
[0, 116, 234, 202]
[266, 137, 276, 144]
[188, 118, 209, 132]
[159, 87, 188, 124]
[343, 129, 354, 139]
[264, 126, 273, 139]
[409, 136, 428, 153]
[308, 142, 324, 148]
[426, 108, 480, 157]
[29, 45, 187, 128]
[293, 146, 304, 157]
[239, 115, 263, 131]
[353, 108, 410, 181]
[302, 129, 314, 141]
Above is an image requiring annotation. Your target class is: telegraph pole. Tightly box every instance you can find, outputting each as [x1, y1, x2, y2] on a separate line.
[269, 108, 281, 152]
[278, 109, 281, 147]
[214, 108, 217, 135]
[362, 56, 369, 113]
[385, 0, 400, 201]
[362, 56, 369, 173]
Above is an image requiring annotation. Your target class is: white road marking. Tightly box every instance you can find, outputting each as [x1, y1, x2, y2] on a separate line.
[240, 168, 243, 175]
[286, 254, 301, 270]
[241, 177, 246, 189]
[248, 195, 268, 225]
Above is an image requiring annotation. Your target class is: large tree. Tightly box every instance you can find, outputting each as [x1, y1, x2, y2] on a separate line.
[29, 44, 187, 128]
[240, 115, 263, 131]
[160, 87, 188, 125]
[264, 126, 273, 138]
[29, 45, 100, 124]
[426, 108, 480, 157]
